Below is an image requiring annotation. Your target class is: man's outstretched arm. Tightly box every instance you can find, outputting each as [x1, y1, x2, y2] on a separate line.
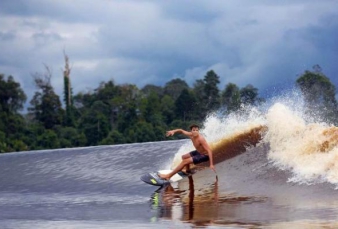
[166, 129, 192, 137]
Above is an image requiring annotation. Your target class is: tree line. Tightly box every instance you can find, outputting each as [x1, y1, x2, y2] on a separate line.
[0, 61, 337, 153]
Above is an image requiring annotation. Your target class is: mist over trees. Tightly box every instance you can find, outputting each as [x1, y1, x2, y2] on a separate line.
[0, 62, 337, 153]
[296, 65, 338, 124]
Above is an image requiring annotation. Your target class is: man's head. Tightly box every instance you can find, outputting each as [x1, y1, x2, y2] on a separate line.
[189, 124, 200, 137]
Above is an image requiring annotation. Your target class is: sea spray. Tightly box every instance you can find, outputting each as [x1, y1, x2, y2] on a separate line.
[168, 88, 338, 187]
[171, 106, 266, 169]
[263, 102, 338, 185]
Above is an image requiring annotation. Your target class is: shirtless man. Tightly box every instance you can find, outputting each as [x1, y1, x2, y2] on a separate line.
[159, 124, 215, 180]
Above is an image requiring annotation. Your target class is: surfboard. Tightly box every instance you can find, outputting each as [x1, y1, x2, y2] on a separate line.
[140, 169, 191, 186]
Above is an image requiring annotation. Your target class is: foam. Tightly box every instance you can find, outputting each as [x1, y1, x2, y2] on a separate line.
[171, 105, 266, 169]
[170, 88, 338, 187]
[263, 102, 338, 185]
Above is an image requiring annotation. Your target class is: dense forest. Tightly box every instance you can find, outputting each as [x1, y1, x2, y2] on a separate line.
[0, 59, 337, 153]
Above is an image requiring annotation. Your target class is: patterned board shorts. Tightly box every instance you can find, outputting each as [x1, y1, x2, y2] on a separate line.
[189, 150, 209, 164]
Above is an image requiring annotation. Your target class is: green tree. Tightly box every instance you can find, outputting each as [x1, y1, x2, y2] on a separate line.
[112, 84, 140, 133]
[0, 131, 7, 153]
[100, 129, 126, 145]
[96, 80, 121, 129]
[221, 83, 241, 113]
[160, 95, 175, 125]
[132, 121, 156, 142]
[204, 70, 220, 111]
[192, 79, 206, 120]
[21, 121, 45, 150]
[240, 84, 262, 106]
[191, 70, 222, 120]
[164, 78, 189, 100]
[0, 74, 27, 113]
[175, 88, 196, 121]
[79, 101, 110, 145]
[296, 66, 338, 124]
[6, 113, 26, 138]
[62, 52, 75, 127]
[36, 129, 60, 149]
[142, 91, 163, 124]
[153, 124, 167, 141]
[11, 139, 29, 151]
[55, 126, 87, 147]
[73, 91, 96, 109]
[0, 75, 27, 136]
[0, 74, 28, 152]
[74, 80, 121, 131]
[29, 66, 64, 129]
[141, 84, 163, 97]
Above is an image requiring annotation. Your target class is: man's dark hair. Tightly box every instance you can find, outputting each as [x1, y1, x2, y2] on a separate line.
[189, 124, 200, 130]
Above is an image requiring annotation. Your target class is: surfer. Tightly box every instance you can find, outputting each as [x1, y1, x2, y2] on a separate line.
[159, 124, 215, 180]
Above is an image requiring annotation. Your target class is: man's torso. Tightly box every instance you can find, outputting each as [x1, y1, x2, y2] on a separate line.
[191, 135, 207, 154]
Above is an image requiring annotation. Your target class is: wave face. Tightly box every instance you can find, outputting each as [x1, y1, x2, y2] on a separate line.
[264, 102, 338, 186]
[172, 89, 338, 187]
[171, 106, 266, 168]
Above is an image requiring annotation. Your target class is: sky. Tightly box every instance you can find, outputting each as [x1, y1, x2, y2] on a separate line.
[0, 0, 338, 104]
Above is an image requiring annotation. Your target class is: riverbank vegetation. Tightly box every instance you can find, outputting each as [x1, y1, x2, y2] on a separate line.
[0, 59, 337, 153]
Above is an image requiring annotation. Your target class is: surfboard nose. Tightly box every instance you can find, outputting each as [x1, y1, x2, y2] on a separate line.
[140, 172, 170, 186]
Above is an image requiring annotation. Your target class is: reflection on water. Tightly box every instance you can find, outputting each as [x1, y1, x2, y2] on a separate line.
[150, 176, 266, 227]
[150, 175, 338, 228]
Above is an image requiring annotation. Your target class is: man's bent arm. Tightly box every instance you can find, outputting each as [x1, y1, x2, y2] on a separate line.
[208, 149, 214, 166]
[208, 149, 216, 172]
[201, 138, 215, 171]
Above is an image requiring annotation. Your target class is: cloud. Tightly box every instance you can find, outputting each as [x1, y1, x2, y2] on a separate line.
[0, 0, 337, 109]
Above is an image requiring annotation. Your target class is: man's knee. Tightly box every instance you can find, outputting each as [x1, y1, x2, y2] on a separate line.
[182, 153, 191, 160]
[182, 158, 193, 165]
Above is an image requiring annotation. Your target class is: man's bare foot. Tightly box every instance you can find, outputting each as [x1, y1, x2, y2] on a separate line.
[158, 173, 170, 180]
[181, 168, 190, 173]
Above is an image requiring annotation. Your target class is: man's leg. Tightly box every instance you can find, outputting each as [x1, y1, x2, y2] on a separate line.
[159, 157, 193, 180]
[182, 153, 192, 173]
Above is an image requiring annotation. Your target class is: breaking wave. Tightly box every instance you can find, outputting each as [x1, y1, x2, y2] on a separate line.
[171, 89, 338, 187]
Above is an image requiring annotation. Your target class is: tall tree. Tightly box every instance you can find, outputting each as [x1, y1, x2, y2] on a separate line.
[96, 80, 121, 128]
[0, 74, 26, 113]
[141, 84, 163, 97]
[296, 66, 338, 124]
[29, 65, 64, 129]
[221, 83, 241, 113]
[240, 84, 260, 106]
[79, 100, 110, 145]
[0, 74, 27, 143]
[142, 91, 162, 124]
[164, 78, 189, 100]
[113, 84, 140, 133]
[175, 88, 196, 121]
[62, 51, 75, 127]
[203, 70, 221, 112]
[160, 95, 175, 125]
[192, 79, 206, 120]
[96, 80, 120, 104]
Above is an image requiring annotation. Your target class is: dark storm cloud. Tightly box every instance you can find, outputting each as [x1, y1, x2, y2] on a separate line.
[0, 0, 337, 105]
[0, 31, 15, 41]
[32, 32, 64, 47]
[0, 0, 96, 23]
[279, 13, 338, 87]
